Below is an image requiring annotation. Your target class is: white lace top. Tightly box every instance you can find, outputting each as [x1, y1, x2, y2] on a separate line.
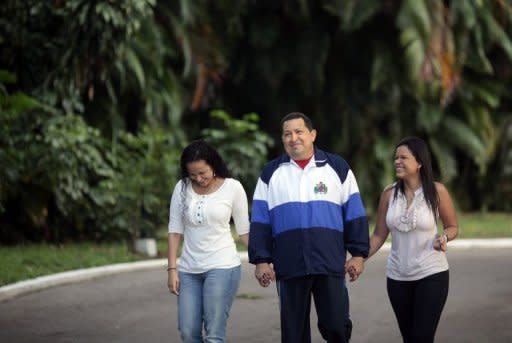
[385, 186, 448, 281]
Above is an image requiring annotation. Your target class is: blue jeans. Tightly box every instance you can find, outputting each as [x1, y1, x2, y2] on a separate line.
[178, 266, 241, 343]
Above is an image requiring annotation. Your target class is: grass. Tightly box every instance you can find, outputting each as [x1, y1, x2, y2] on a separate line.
[0, 242, 144, 287]
[0, 212, 510, 287]
[457, 212, 512, 238]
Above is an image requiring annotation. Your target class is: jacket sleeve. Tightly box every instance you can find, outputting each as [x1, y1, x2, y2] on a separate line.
[248, 177, 273, 264]
[341, 170, 370, 258]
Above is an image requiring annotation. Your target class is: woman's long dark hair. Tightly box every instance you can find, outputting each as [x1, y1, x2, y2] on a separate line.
[180, 140, 230, 181]
[393, 136, 439, 218]
[178, 140, 230, 218]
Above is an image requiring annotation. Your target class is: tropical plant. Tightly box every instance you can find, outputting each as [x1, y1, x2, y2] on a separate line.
[0, 0, 186, 134]
[0, 98, 116, 242]
[2, 0, 512, 245]
[186, 0, 512, 212]
[102, 127, 184, 239]
[201, 110, 274, 194]
[0, 69, 186, 243]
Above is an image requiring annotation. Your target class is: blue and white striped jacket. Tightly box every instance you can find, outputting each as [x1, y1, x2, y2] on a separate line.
[249, 148, 369, 280]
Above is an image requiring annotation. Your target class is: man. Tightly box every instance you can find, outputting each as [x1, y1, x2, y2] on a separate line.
[249, 112, 369, 343]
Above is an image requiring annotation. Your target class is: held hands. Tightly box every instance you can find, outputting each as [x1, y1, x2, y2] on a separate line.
[433, 233, 448, 252]
[167, 270, 180, 295]
[255, 263, 275, 287]
[345, 256, 364, 282]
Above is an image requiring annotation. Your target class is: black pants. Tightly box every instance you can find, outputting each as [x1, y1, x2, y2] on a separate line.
[387, 270, 449, 343]
[277, 275, 351, 343]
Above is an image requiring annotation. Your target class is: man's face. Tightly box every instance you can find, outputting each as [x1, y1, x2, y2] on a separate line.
[282, 118, 316, 160]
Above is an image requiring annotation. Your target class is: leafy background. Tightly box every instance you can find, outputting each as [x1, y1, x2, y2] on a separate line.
[1, 0, 511, 243]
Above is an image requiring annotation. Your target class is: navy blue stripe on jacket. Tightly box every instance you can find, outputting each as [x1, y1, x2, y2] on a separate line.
[249, 148, 369, 280]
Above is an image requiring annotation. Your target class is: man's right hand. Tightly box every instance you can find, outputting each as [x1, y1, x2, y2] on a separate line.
[255, 263, 275, 287]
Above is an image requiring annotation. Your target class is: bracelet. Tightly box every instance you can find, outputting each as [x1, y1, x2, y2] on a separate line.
[166, 267, 177, 271]
[442, 233, 448, 243]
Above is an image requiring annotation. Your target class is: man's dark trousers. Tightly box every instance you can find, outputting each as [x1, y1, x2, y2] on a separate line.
[277, 274, 351, 343]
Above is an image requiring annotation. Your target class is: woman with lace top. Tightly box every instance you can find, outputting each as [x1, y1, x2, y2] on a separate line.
[356, 136, 458, 343]
[167, 140, 250, 343]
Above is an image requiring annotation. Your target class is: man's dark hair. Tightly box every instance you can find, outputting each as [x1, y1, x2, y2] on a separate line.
[280, 112, 314, 131]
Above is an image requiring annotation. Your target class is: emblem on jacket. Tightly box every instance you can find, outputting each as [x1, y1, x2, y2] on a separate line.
[314, 181, 328, 194]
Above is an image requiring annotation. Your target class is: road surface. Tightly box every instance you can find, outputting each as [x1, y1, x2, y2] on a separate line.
[1, 247, 511, 342]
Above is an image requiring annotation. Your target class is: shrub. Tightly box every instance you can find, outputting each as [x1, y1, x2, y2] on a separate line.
[0, 71, 184, 242]
[201, 110, 274, 195]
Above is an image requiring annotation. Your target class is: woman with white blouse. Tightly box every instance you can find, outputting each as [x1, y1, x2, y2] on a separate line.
[167, 140, 250, 343]
[348, 136, 459, 343]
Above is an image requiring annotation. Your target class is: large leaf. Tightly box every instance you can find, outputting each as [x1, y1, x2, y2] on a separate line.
[124, 48, 145, 89]
[2, 92, 41, 112]
[463, 79, 501, 108]
[416, 101, 443, 133]
[400, 28, 427, 80]
[338, 0, 382, 31]
[397, 0, 431, 41]
[482, 11, 512, 62]
[0, 70, 16, 84]
[429, 138, 457, 181]
[441, 116, 487, 167]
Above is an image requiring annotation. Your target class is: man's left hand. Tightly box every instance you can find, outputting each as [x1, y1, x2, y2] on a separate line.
[345, 256, 364, 282]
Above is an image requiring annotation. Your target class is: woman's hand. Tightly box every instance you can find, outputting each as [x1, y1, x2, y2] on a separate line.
[433, 233, 448, 252]
[168, 270, 180, 295]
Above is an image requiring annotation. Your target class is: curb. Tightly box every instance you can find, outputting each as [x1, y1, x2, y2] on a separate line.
[0, 259, 167, 302]
[1, 241, 511, 302]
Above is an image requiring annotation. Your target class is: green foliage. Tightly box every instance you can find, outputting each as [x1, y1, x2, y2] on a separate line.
[0, 0, 183, 133]
[0, 111, 184, 242]
[2, 0, 512, 243]
[102, 127, 184, 239]
[335, 0, 382, 31]
[201, 110, 274, 194]
[159, 0, 512, 212]
[2, 107, 108, 241]
[0, 71, 44, 215]
[0, 73, 184, 243]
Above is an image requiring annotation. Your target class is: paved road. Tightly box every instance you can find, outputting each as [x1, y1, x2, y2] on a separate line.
[1, 247, 511, 342]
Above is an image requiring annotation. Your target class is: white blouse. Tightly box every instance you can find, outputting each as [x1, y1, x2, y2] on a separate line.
[385, 186, 448, 281]
[168, 178, 250, 273]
